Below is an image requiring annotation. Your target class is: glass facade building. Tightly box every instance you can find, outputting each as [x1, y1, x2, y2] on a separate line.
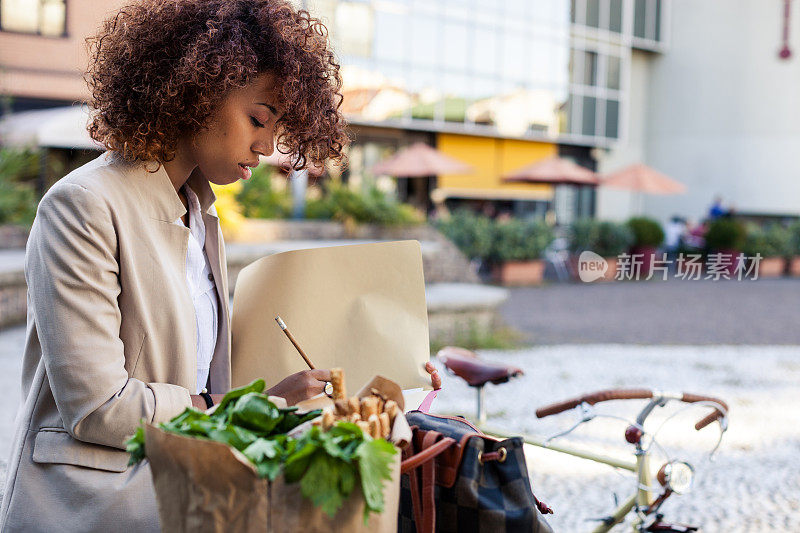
[295, 0, 665, 221]
[300, 0, 664, 147]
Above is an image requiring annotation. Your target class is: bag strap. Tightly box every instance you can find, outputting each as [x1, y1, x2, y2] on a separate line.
[401, 430, 456, 533]
[400, 435, 456, 473]
[419, 431, 440, 533]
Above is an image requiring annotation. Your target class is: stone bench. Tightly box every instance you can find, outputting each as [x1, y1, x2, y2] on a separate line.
[425, 283, 510, 345]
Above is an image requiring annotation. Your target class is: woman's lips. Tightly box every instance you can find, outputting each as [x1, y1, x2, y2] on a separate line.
[238, 164, 252, 180]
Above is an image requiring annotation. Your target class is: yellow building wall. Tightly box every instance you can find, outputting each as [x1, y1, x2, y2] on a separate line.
[436, 133, 557, 200]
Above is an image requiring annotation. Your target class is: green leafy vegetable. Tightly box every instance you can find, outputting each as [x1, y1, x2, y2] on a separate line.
[125, 379, 397, 519]
[355, 438, 397, 515]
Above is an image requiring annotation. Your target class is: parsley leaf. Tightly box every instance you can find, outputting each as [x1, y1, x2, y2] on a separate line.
[355, 438, 397, 518]
[299, 451, 358, 516]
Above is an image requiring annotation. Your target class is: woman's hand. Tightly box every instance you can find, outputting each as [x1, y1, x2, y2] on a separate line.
[265, 369, 332, 405]
[425, 361, 442, 390]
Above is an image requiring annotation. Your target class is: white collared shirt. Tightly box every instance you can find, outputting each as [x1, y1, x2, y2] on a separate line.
[175, 185, 219, 394]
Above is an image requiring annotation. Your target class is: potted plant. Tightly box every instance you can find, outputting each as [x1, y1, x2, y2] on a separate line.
[435, 210, 494, 263]
[490, 219, 555, 286]
[626, 217, 665, 279]
[568, 219, 633, 281]
[743, 223, 791, 278]
[788, 220, 800, 276]
[703, 217, 746, 276]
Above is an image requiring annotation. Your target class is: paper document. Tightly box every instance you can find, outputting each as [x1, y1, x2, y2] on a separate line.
[231, 240, 431, 391]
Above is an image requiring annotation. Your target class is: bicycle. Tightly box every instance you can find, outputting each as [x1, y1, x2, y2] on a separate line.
[436, 346, 729, 533]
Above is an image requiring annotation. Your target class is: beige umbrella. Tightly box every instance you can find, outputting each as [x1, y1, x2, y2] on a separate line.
[502, 156, 599, 186]
[602, 163, 686, 215]
[371, 142, 472, 177]
[602, 163, 686, 194]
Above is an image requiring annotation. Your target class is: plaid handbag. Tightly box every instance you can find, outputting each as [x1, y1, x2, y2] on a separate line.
[399, 411, 553, 533]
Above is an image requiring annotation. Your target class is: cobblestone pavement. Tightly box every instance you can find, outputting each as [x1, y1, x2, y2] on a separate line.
[500, 278, 800, 345]
[430, 345, 800, 532]
[1, 323, 797, 531]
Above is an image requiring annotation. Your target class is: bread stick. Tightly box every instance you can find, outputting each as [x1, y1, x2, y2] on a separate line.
[378, 412, 391, 438]
[367, 414, 380, 439]
[322, 409, 335, 430]
[330, 367, 346, 400]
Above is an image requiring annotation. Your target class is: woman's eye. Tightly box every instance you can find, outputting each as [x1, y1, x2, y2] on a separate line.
[250, 117, 265, 128]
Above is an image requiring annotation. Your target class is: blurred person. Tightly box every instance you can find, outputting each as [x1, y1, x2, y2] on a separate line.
[708, 195, 726, 220]
[684, 218, 709, 250]
[664, 215, 686, 265]
[0, 1, 439, 531]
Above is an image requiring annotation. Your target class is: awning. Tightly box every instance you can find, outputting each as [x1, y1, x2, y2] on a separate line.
[0, 104, 102, 150]
[431, 186, 553, 203]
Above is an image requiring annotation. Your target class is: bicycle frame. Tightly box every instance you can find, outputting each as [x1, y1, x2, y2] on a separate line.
[480, 393, 721, 533]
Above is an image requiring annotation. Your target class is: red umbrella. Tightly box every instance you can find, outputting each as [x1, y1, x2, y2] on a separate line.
[503, 157, 599, 186]
[371, 142, 472, 177]
[602, 163, 686, 194]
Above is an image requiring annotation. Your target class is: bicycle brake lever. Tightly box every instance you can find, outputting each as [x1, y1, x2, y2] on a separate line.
[544, 402, 595, 445]
[707, 417, 728, 461]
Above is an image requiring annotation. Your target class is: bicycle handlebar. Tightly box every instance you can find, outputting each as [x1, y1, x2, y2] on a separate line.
[535, 388, 727, 431]
[680, 392, 728, 430]
[535, 389, 654, 418]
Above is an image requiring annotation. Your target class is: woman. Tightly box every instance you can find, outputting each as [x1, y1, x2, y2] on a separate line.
[0, 1, 439, 530]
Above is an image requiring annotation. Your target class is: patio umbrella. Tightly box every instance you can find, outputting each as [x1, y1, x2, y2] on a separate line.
[502, 156, 599, 186]
[602, 163, 686, 215]
[371, 142, 472, 177]
[602, 163, 686, 194]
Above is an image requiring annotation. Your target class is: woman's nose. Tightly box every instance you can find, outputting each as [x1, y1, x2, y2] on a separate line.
[252, 138, 275, 158]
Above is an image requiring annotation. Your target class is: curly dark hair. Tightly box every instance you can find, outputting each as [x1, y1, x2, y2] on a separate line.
[85, 0, 348, 169]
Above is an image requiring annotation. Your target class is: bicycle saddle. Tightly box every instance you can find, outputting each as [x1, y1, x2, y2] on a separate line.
[436, 346, 523, 387]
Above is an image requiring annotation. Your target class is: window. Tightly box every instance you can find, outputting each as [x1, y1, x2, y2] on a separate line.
[570, 49, 597, 86]
[609, 0, 622, 32]
[633, 0, 662, 42]
[585, 0, 600, 29]
[633, 0, 647, 39]
[606, 55, 621, 90]
[1, 0, 66, 36]
[605, 99, 619, 138]
[581, 95, 596, 136]
[335, 2, 373, 57]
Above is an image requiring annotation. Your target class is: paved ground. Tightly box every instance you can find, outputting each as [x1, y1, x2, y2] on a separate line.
[431, 345, 800, 532]
[1, 277, 798, 530]
[500, 278, 800, 345]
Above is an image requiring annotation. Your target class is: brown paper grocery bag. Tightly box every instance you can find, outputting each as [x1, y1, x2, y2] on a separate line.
[145, 428, 400, 533]
[230, 241, 431, 391]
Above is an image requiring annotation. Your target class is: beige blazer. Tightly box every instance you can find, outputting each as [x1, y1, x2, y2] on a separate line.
[0, 152, 231, 532]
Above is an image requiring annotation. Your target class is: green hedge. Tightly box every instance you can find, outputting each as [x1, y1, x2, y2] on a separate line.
[569, 219, 633, 257]
[742, 223, 792, 257]
[306, 182, 423, 226]
[235, 166, 423, 226]
[236, 165, 291, 219]
[704, 218, 746, 252]
[626, 217, 664, 248]
[0, 146, 39, 227]
[436, 210, 554, 262]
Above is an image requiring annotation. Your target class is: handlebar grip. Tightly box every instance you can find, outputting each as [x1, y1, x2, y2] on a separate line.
[681, 393, 728, 430]
[536, 389, 654, 419]
[535, 399, 582, 418]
